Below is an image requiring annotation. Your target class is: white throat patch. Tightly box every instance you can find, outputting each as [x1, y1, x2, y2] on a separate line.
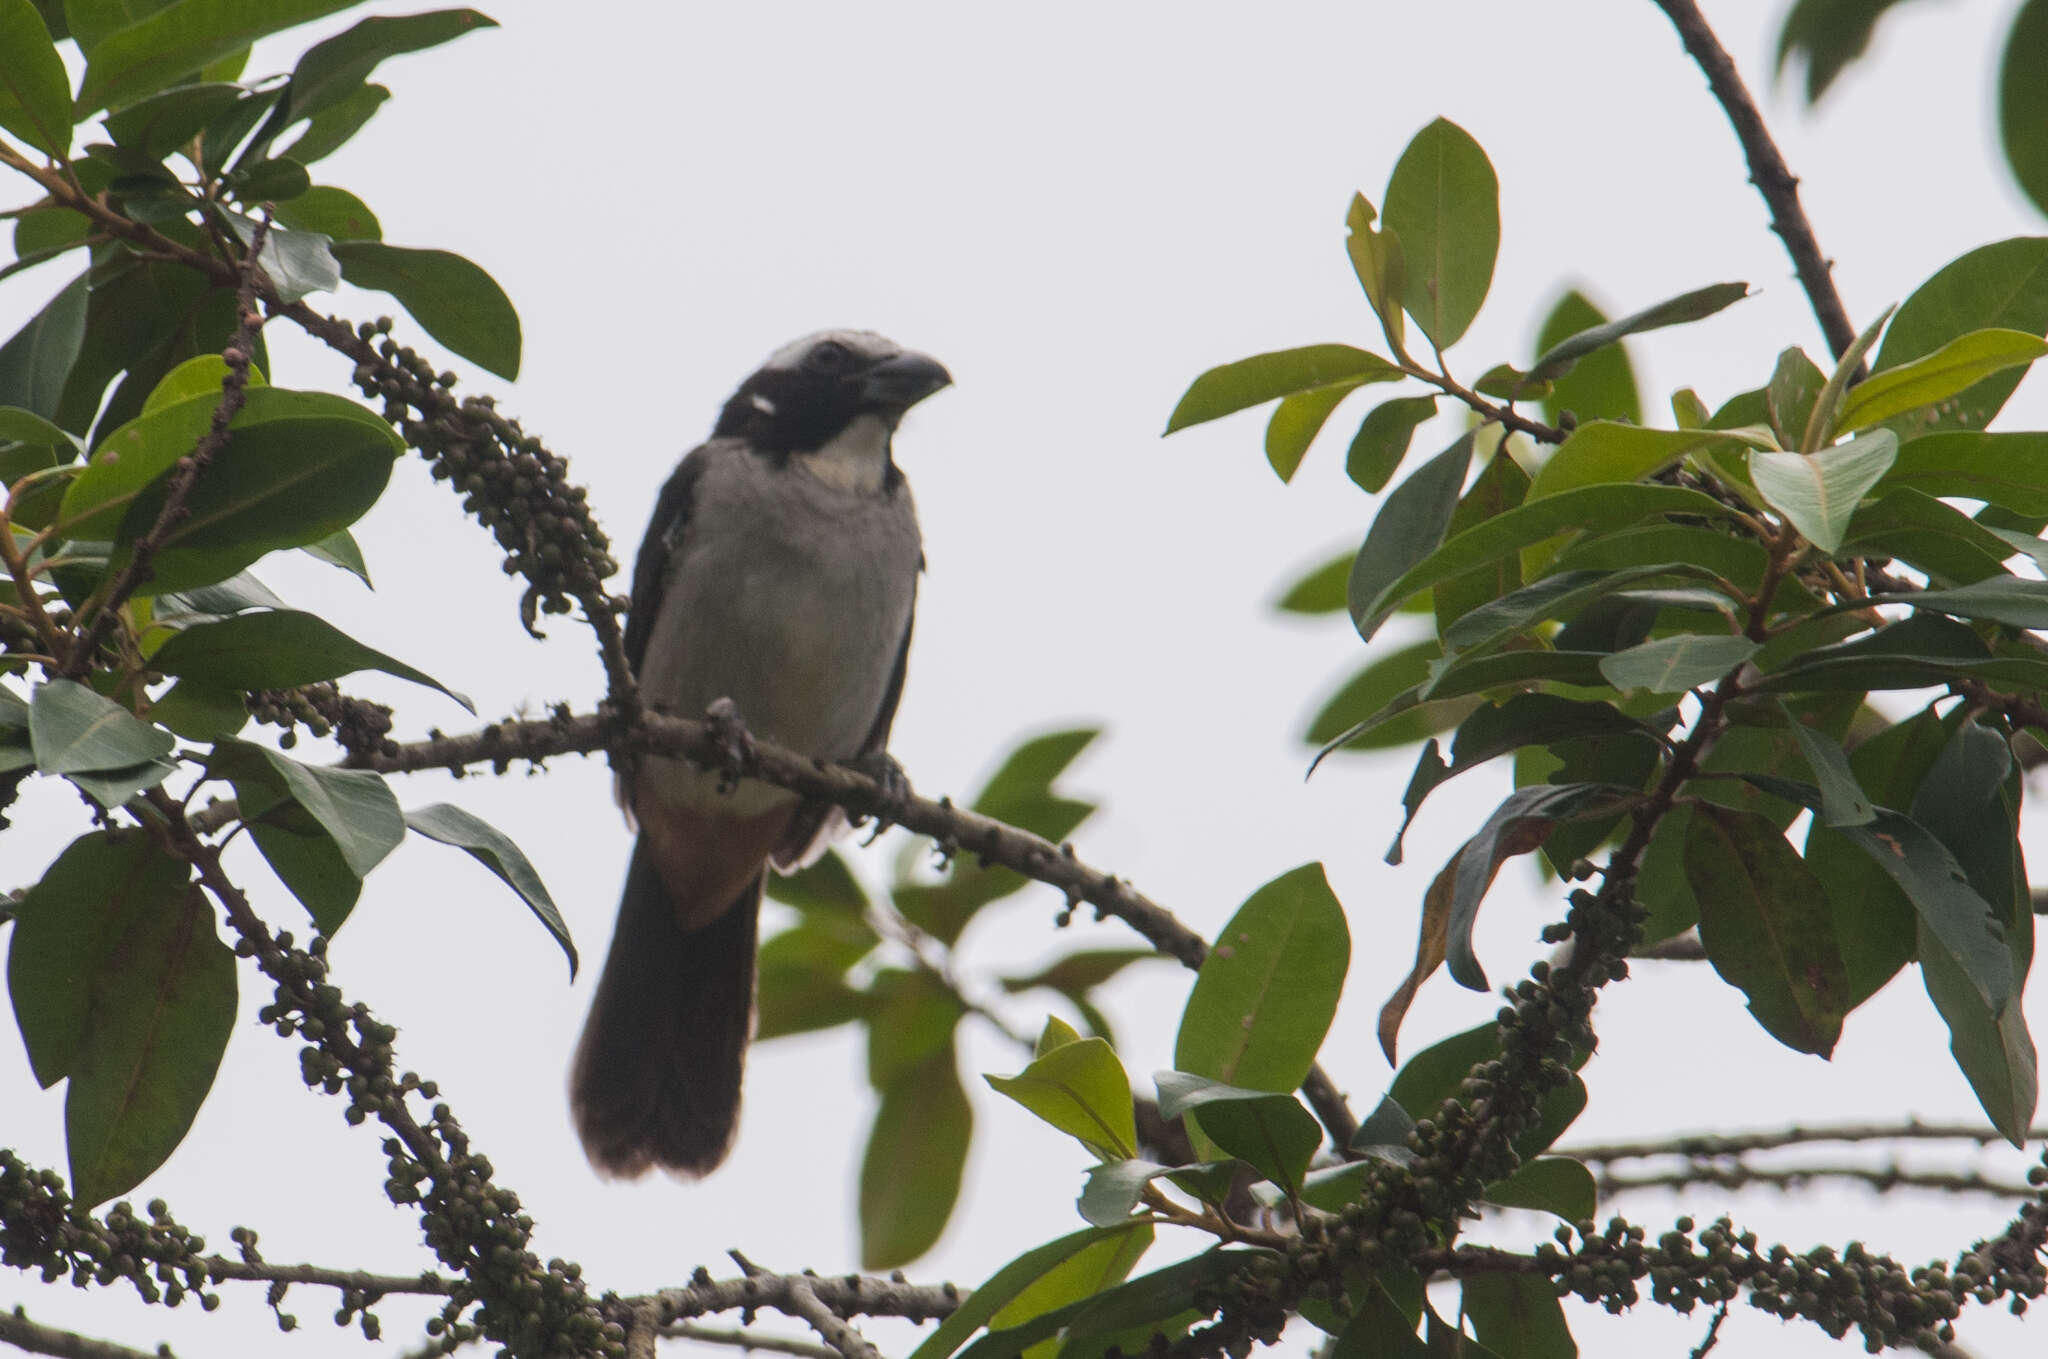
[797, 412, 893, 494]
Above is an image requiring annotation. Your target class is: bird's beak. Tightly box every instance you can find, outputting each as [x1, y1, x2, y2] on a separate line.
[859, 351, 953, 413]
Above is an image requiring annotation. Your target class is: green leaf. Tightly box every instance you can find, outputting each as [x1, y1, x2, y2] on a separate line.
[280, 8, 495, 123]
[1598, 633, 1758, 694]
[1328, 1281, 1429, 1359]
[1003, 1227, 1154, 1359]
[1173, 863, 1349, 1094]
[1442, 563, 1720, 657]
[146, 680, 248, 742]
[1076, 1160, 1178, 1227]
[1153, 1072, 1321, 1196]
[766, 847, 870, 915]
[403, 803, 575, 978]
[1776, 0, 1916, 102]
[228, 212, 338, 303]
[76, 0, 370, 116]
[907, 1226, 1155, 1359]
[0, 0, 73, 155]
[1346, 395, 1437, 493]
[1878, 431, 2048, 514]
[1838, 328, 2048, 432]
[301, 527, 371, 584]
[754, 921, 875, 1042]
[959, 1251, 1266, 1359]
[1433, 451, 1529, 636]
[1165, 345, 1400, 434]
[1844, 487, 2013, 586]
[1767, 347, 1827, 449]
[7, 830, 192, 1087]
[278, 81, 387, 164]
[1388, 1021, 1588, 1157]
[1275, 550, 1351, 614]
[141, 353, 268, 416]
[1749, 429, 1897, 552]
[1534, 291, 1639, 427]
[148, 608, 471, 709]
[1482, 1156, 1596, 1222]
[1346, 431, 1473, 641]
[62, 879, 234, 1208]
[1445, 783, 1642, 990]
[1462, 1274, 1576, 1359]
[2001, 0, 2048, 219]
[64, 757, 180, 808]
[1265, 381, 1360, 483]
[1345, 194, 1407, 357]
[0, 272, 88, 422]
[1528, 282, 1746, 391]
[1684, 804, 1849, 1056]
[209, 738, 403, 927]
[1348, 483, 1736, 639]
[332, 242, 521, 380]
[102, 80, 241, 159]
[1876, 238, 2048, 434]
[1785, 720, 1874, 828]
[1876, 575, 2048, 629]
[861, 1042, 970, 1270]
[999, 949, 1161, 997]
[1381, 118, 1498, 349]
[1754, 613, 2048, 694]
[271, 184, 381, 241]
[58, 385, 401, 597]
[987, 1036, 1137, 1162]
[229, 156, 311, 206]
[1528, 422, 1762, 501]
[28, 679, 175, 773]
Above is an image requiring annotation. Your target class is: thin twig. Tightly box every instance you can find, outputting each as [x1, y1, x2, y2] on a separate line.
[1652, 0, 1864, 370]
[780, 1278, 880, 1359]
[632, 1270, 962, 1329]
[660, 1324, 841, 1359]
[1564, 1120, 2048, 1163]
[60, 216, 270, 679]
[1597, 1163, 2032, 1199]
[0, 1309, 164, 1359]
[1689, 1302, 1728, 1359]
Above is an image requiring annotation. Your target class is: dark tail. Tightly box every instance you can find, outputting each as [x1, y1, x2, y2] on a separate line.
[570, 838, 761, 1178]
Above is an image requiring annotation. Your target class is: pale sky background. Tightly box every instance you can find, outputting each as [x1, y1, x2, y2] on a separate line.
[5, 2, 2048, 1357]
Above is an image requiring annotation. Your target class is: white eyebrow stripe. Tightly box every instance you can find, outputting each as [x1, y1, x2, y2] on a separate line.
[749, 392, 778, 414]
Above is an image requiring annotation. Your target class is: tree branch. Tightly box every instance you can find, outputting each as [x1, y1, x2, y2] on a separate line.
[660, 1324, 841, 1359]
[1564, 1120, 2048, 1163]
[0, 1309, 163, 1359]
[1596, 1163, 2033, 1199]
[629, 1270, 962, 1329]
[1652, 0, 1864, 369]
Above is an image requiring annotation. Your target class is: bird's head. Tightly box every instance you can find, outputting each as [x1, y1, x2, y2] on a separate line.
[714, 330, 952, 455]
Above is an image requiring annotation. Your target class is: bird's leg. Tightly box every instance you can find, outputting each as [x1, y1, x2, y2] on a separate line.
[847, 749, 911, 832]
[702, 696, 757, 794]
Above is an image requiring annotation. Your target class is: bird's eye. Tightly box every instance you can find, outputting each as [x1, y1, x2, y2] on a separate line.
[806, 340, 851, 371]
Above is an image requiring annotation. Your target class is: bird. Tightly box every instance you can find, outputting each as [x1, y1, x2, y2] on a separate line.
[571, 329, 951, 1179]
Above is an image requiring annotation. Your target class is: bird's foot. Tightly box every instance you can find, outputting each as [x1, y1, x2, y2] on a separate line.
[703, 697, 756, 793]
[847, 749, 911, 831]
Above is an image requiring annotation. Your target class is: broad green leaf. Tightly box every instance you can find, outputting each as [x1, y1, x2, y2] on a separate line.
[1153, 1072, 1320, 1196]
[1844, 487, 2013, 586]
[58, 385, 401, 596]
[1266, 380, 1360, 482]
[994, 1224, 1152, 1359]
[1347, 395, 1437, 492]
[102, 81, 241, 159]
[404, 803, 575, 978]
[1328, 1281, 1429, 1359]
[1445, 784, 1642, 990]
[0, 0, 72, 154]
[1767, 347, 1827, 448]
[958, 1251, 1266, 1359]
[62, 880, 235, 1208]
[6, 831, 190, 1087]
[1441, 563, 1720, 657]
[280, 8, 496, 123]
[279, 82, 387, 164]
[1599, 633, 1757, 693]
[146, 679, 248, 742]
[1348, 1093, 1420, 1157]
[1749, 429, 1898, 552]
[1534, 291, 1640, 427]
[1173, 863, 1348, 1094]
[1166, 345, 1400, 434]
[755, 927, 875, 1041]
[1304, 637, 1479, 757]
[987, 1036, 1137, 1161]
[2001, 0, 2048, 219]
[1684, 804, 1849, 1056]
[865, 969, 966, 1092]
[227, 212, 339, 303]
[0, 272, 88, 421]
[229, 156, 311, 205]
[1345, 194, 1407, 356]
[1876, 238, 2048, 433]
[765, 847, 870, 915]
[1527, 282, 1746, 391]
[1076, 1161, 1178, 1226]
[1837, 328, 2048, 432]
[155, 570, 287, 617]
[1776, 0, 1916, 102]
[861, 1042, 970, 1270]
[75, 0, 370, 115]
[1876, 575, 2048, 629]
[209, 738, 403, 925]
[1752, 612, 2048, 694]
[1275, 550, 1351, 614]
[1785, 720, 1875, 827]
[907, 1226, 1155, 1359]
[1347, 431, 1473, 641]
[141, 352, 268, 416]
[1462, 1274, 1576, 1359]
[998, 949, 1161, 997]
[1381, 118, 1498, 349]
[1878, 431, 2048, 513]
[64, 757, 179, 807]
[1801, 306, 1893, 450]
[1528, 421, 1770, 504]
[1482, 1156, 1597, 1222]
[1348, 483, 1736, 639]
[332, 241, 521, 380]
[148, 608, 471, 709]
[271, 184, 381, 242]
[28, 679, 175, 773]
[1910, 719, 2036, 1143]
[1433, 450, 1529, 636]
[1035, 1015, 1083, 1057]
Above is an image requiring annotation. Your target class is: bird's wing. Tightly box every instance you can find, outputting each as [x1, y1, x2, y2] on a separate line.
[624, 446, 712, 679]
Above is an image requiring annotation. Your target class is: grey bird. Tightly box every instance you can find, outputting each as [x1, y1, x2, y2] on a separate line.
[571, 330, 950, 1178]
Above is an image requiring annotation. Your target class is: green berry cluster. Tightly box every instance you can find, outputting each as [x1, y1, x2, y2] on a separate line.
[245, 682, 396, 757]
[0, 1154, 224, 1313]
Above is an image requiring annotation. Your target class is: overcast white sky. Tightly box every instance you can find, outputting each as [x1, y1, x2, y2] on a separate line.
[6, 2, 2048, 1357]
